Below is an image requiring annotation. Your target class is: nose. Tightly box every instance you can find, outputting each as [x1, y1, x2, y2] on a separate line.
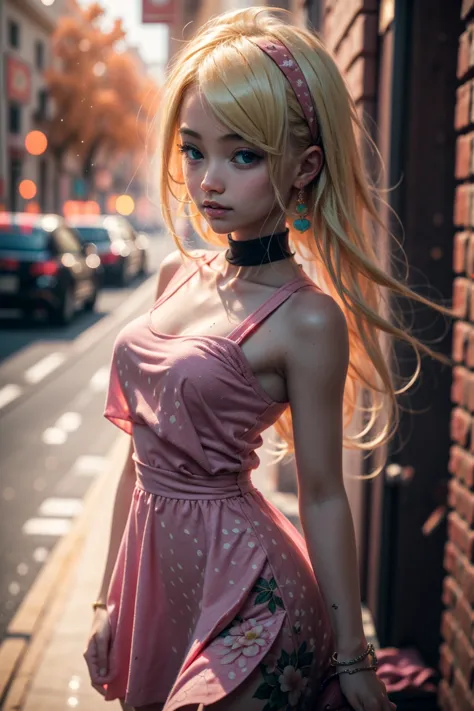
[200, 162, 225, 195]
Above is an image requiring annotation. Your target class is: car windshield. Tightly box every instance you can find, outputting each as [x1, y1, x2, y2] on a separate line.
[73, 226, 110, 243]
[0, 225, 49, 251]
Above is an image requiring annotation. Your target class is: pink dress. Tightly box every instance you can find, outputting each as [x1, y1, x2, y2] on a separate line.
[103, 251, 336, 710]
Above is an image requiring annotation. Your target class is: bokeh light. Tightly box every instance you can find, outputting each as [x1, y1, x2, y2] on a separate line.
[115, 195, 135, 216]
[25, 131, 48, 156]
[41, 0, 56, 5]
[19, 180, 37, 200]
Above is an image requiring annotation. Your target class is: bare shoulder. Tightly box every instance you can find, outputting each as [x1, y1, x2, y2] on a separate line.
[283, 287, 349, 377]
[155, 248, 214, 300]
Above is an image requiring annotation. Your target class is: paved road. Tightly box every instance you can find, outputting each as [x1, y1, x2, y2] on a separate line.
[0, 232, 174, 642]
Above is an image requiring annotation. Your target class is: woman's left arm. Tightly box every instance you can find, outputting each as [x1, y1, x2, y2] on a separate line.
[285, 289, 367, 659]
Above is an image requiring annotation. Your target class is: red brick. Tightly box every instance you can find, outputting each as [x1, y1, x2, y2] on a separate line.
[439, 643, 455, 684]
[466, 371, 474, 411]
[453, 322, 469, 363]
[459, 449, 474, 487]
[458, 30, 470, 79]
[452, 666, 474, 711]
[438, 678, 455, 711]
[444, 539, 461, 575]
[450, 477, 474, 525]
[454, 231, 469, 273]
[454, 593, 474, 643]
[443, 574, 461, 607]
[454, 185, 470, 227]
[458, 481, 474, 525]
[462, 0, 474, 21]
[467, 326, 474, 367]
[451, 407, 471, 446]
[334, 13, 377, 71]
[456, 83, 471, 130]
[344, 56, 376, 102]
[324, 0, 377, 53]
[441, 609, 459, 646]
[452, 366, 468, 405]
[464, 561, 474, 605]
[448, 510, 474, 561]
[453, 278, 470, 318]
[453, 629, 474, 688]
[456, 134, 472, 179]
[466, 233, 474, 275]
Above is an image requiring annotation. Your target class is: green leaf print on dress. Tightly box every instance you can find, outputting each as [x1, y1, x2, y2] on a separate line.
[252, 576, 285, 614]
[253, 640, 315, 710]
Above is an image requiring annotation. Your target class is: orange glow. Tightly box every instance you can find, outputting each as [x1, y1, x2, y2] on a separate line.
[19, 179, 37, 200]
[63, 200, 100, 217]
[25, 130, 48, 156]
[25, 201, 40, 214]
[116, 194, 134, 216]
[106, 195, 118, 213]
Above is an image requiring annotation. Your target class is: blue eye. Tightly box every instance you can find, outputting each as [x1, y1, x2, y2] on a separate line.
[177, 143, 202, 161]
[176, 143, 262, 167]
[233, 150, 261, 165]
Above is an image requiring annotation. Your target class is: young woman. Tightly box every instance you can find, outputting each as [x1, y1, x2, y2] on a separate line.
[83, 7, 447, 711]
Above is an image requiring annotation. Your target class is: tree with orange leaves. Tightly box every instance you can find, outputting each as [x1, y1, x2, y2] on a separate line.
[44, 2, 160, 196]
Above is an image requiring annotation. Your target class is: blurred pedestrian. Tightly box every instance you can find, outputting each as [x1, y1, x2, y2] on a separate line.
[83, 6, 449, 711]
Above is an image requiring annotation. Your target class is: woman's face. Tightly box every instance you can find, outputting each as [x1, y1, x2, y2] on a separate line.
[178, 88, 296, 241]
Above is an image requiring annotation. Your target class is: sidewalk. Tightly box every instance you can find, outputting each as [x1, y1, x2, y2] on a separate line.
[1, 431, 378, 710]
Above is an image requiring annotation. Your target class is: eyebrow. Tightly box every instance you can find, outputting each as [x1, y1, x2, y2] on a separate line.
[178, 128, 244, 142]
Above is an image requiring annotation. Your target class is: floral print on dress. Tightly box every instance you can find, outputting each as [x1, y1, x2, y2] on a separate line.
[252, 575, 285, 614]
[216, 617, 276, 666]
[253, 641, 315, 710]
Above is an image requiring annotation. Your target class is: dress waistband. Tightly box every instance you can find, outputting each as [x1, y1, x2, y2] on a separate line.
[134, 460, 256, 500]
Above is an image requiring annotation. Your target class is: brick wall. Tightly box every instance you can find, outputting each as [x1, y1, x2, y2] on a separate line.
[439, 2, 474, 709]
[322, 0, 378, 117]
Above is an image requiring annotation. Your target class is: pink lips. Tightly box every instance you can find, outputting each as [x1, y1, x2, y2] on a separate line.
[203, 206, 232, 218]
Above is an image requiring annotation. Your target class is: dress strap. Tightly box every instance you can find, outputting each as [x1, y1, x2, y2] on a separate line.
[153, 251, 220, 309]
[226, 275, 318, 345]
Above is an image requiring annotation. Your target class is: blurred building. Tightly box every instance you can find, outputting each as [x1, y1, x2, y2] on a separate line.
[0, 0, 80, 213]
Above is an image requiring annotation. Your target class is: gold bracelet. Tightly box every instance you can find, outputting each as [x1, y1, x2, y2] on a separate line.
[330, 642, 376, 667]
[324, 663, 379, 685]
[92, 601, 107, 611]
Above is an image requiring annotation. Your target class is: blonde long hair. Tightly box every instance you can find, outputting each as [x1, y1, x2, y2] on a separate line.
[157, 6, 451, 477]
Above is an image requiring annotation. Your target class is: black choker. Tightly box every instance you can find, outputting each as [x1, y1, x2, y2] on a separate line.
[225, 229, 295, 266]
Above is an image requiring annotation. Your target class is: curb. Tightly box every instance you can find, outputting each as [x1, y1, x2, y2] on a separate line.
[0, 433, 129, 709]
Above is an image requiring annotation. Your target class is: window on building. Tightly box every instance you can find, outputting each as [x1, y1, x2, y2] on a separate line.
[35, 41, 45, 70]
[9, 157, 22, 212]
[8, 20, 20, 49]
[36, 89, 48, 121]
[8, 104, 21, 134]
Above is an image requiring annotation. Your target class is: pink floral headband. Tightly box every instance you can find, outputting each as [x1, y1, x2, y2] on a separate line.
[251, 37, 320, 144]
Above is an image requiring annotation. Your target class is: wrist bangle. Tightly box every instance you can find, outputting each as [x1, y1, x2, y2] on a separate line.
[92, 601, 107, 611]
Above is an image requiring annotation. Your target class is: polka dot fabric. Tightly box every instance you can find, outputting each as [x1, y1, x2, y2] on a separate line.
[102, 252, 336, 709]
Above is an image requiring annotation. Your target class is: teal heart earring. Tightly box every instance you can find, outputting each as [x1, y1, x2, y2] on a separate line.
[293, 187, 311, 233]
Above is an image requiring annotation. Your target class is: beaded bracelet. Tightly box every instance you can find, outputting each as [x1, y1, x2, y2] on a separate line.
[324, 663, 379, 685]
[330, 642, 376, 667]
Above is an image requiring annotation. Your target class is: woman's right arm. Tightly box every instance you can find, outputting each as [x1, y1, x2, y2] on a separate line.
[95, 249, 185, 604]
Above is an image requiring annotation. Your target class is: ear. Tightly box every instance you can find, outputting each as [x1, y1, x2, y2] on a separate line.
[293, 146, 324, 189]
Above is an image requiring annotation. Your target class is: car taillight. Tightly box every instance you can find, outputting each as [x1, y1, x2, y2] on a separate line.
[101, 252, 120, 265]
[30, 260, 59, 277]
[0, 258, 19, 270]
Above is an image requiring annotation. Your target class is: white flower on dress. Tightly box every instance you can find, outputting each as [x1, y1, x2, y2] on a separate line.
[278, 665, 308, 705]
[217, 619, 272, 665]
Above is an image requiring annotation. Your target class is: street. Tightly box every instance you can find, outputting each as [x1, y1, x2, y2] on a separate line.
[0, 231, 174, 643]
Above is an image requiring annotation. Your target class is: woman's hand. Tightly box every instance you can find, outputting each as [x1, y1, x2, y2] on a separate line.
[339, 667, 396, 711]
[83, 608, 113, 696]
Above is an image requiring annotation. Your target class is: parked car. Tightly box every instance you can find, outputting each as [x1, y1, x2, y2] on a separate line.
[67, 214, 148, 286]
[0, 212, 101, 325]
